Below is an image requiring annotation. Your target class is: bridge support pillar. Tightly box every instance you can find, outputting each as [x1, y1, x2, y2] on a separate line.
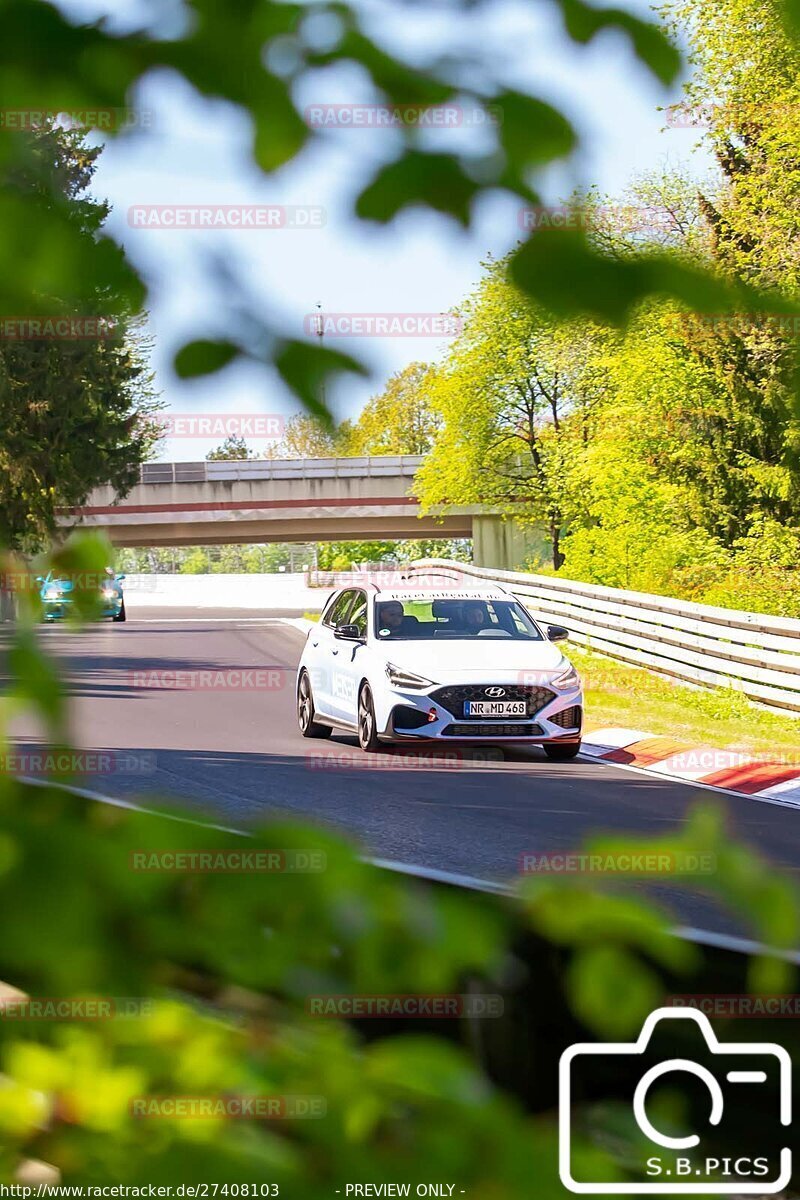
[471, 515, 546, 572]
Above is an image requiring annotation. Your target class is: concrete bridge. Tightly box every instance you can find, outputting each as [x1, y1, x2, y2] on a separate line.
[62, 456, 543, 569]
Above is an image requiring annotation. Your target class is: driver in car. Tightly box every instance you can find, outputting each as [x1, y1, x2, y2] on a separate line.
[378, 601, 419, 636]
[463, 601, 488, 633]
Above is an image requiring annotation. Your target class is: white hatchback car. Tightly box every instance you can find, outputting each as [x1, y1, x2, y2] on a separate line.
[296, 584, 583, 759]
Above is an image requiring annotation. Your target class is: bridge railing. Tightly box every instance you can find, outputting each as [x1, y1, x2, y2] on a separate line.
[408, 559, 800, 715]
[140, 456, 425, 485]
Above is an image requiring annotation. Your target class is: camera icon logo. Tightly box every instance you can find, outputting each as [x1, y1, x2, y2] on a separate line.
[559, 1006, 792, 1193]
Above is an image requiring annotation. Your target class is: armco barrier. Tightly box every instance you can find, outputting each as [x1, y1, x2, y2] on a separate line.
[403, 560, 800, 715]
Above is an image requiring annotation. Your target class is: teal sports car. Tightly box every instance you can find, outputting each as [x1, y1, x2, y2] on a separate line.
[39, 569, 127, 623]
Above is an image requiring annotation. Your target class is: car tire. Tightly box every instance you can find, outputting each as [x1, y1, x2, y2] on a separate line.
[112, 600, 127, 623]
[544, 740, 581, 761]
[357, 683, 382, 752]
[297, 670, 332, 739]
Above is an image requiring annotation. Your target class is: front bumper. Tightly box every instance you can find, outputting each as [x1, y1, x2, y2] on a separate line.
[381, 683, 583, 743]
[43, 598, 122, 621]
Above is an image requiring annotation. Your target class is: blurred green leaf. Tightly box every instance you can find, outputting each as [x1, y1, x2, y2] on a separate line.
[356, 153, 483, 226]
[510, 229, 738, 323]
[782, 0, 800, 37]
[556, 0, 682, 84]
[522, 881, 697, 971]
[174, 340, 240, 379]
[7, 629, 65, 731]
[274, 340, 368, 423]
[494, 92, 577, 168]
[567, 944, 664, 1038]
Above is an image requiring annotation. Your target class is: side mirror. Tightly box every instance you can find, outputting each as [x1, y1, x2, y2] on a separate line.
[547, 624, 569, 642]
[116, 573, 126, 582]
[35, 576, 44, 584]
[335, 623, 364, 642]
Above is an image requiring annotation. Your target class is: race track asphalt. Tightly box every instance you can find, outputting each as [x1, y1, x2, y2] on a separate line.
[7, 607, 800, 939]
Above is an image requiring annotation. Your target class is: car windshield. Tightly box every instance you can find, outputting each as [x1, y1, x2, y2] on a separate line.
[45, 568, 116, 586]
[374, 597, 544, 640]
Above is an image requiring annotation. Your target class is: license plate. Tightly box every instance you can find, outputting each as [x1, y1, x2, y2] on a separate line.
[464, 700, 527, 717]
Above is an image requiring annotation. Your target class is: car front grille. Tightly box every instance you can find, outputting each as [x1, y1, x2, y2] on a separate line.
[442, 723, 544, 737]
[431, 684, 556, 719]
[549, 706, 582, 730]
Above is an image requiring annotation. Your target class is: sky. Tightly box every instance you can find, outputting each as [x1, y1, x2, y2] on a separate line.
[56, 0, 713, 461]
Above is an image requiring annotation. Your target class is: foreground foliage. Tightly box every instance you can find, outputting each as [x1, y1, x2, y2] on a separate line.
[1, 535, 799, 1187]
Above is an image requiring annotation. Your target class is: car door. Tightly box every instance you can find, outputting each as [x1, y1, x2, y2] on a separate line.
[308, 590, 354, 718]
[329, 589, 369, 726]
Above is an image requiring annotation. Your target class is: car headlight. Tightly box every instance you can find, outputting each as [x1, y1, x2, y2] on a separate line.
[101, 587, 117, 600]
[385, 662, 436, 690]
[43, 586, 62, 600]
[551, 663, 580, 690]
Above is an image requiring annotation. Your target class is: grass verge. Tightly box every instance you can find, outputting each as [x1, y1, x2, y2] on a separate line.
[567, 644, 799, 760]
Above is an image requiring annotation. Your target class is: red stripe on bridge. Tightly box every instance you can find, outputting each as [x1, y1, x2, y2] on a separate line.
[63, 496, 420, 517]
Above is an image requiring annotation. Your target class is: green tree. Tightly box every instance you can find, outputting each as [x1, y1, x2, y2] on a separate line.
[394, 538, 471, 562]
[240, 543, 289, 572]
[555, 302, 731, 589]
[417, 260, 611, 569]
[116, 547, 185, 573]
[179, 548, 212, 574]
[583, 167, 715, 260]
[567, 94, 800, 567]
[206, 435, 254, 460]
[657, 0, 800, 544]
[0, 127, 160, 551]
[316, 540, 398, 570]
[266, 414, 345, 458]
[344, 363, 440, 455]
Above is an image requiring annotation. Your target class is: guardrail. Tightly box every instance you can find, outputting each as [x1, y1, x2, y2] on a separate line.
[406, 559, 800, 715]
[140, 456, 425, 485]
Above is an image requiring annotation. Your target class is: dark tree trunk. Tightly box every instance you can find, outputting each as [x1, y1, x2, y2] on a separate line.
[551, 522, 565, 571]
